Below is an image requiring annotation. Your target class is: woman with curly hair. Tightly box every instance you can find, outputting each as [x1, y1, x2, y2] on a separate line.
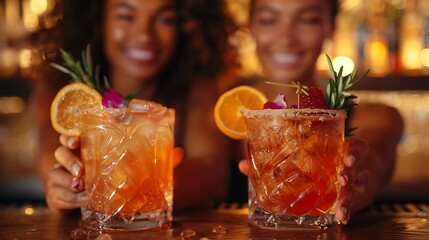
[31, 0, 238, 214]
[237, 0, 404, 225]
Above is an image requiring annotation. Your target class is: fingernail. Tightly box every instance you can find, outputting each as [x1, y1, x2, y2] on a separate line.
[68, 137, 77, 147]
[72, 163, 82, 176]
[339, 175, 348, 186]
[345, 155, 355, 167]
[71, 178, 80, 190]
[342, 206, 350, 222]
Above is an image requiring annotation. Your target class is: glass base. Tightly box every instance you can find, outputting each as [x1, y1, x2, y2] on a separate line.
[249, 207, 340, 231]
[81, 207, 172, 232]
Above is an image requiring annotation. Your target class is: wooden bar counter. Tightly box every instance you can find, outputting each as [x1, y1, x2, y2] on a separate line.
[1, 203, 428, 239]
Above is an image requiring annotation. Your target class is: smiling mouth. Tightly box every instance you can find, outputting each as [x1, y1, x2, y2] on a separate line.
[126, 49, 155, 61]
[271, 53, 300, 64]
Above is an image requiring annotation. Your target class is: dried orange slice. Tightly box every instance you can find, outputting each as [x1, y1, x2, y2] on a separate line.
[50, 82, 102, 136]
[214, 85, 267, 139]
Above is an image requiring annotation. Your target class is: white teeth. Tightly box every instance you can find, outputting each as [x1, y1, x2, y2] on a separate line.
[272, 53, 299, 64]
[127, 49, 154, 60]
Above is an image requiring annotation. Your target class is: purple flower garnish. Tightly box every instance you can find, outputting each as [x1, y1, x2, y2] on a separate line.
[263, 101, 284, 109]
[263, 93, 287, 109]
[102, 89, 125, 108]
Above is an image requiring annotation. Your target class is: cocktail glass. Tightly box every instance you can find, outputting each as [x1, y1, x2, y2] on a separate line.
[242, 108, 346, 230]
[79, 101, 175, 231]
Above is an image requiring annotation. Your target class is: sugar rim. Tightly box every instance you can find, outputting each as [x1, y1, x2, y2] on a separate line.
[82, 106, 175, 117]
[242, 108, 346, 119]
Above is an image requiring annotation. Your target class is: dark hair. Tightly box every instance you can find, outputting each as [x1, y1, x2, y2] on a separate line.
[330, 0, 339, 25]
[250, 0, 339, 25]
[44, 0, 237, 105]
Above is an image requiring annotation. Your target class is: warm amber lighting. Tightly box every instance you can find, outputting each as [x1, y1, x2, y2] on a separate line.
[30, 0, 48, 15]
[23, 11, 39, 31]
[399, 13, 423, 71]
[315, 39, 334, 72]
[423, 137, 429, 156]
[0, 97, 26, 114]
[226, 0, 249, 27]
[421, 49, 429, 67]
[341, 0, 361, 12]
[24, 207, 35, 215]
[5, 0, 20, 26]
[316, 55, 329, 72]
[0, 48, 19, 76]
[333, 56, 355, 76]
[365, 38, 390, 76]
[19, 49, 33, 68]
[332, 14, 357, 62]
[390, 0, 407, 9]
[232, 28, 262, 76]
[369, 41, 388, 60]
[43, 14, 58, 29]
[401, 40, 423, 70]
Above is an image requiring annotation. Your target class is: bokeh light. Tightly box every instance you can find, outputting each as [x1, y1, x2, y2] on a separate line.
[332, 56, 355, 76]
[30, 0, 48, 15]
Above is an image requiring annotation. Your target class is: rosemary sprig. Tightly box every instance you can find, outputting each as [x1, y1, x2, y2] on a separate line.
[325, 54, 370, 135]
[51, 44, 109, 94]
[325, 54, 369, 111]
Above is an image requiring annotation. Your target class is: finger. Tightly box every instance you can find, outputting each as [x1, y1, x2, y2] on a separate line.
[338, 173, 349, 187]
[47, 187, 89, 211]
[238, 160, 249, 176]
[339, 166, 357, 188]
[48, 168, 73, 189]
[335, 194, 352, 225]
[54, 146, 84, 177]
[173, 147, 184, 168]
[344, 154, 356, 168]
[48, 168, 85, 192]
[335, 205, 351, 225]
[59, 135, 80, 149]
[345, 138, 368, 163]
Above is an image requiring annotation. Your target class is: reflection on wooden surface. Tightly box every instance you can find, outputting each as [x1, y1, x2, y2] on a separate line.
[0, 203, 428, 239]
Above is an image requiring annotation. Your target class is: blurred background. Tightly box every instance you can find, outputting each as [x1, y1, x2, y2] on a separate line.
[0, 0, 428, 204]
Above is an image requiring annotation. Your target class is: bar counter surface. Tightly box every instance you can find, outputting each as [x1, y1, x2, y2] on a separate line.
[1, 203, 428, 239]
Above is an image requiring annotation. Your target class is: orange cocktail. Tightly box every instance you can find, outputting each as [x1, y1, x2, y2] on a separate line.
[80, 100, 175, 231]
[243, 108, 345, 230]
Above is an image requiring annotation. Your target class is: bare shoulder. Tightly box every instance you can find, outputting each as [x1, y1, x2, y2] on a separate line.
[351, 102, 404, 140]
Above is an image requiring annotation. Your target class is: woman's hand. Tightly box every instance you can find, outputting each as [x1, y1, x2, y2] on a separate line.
[237, 137, 370, 225]
[46, 135, 87, 214]
[335, 138, 369, 225]
[46, 135, 184, 214]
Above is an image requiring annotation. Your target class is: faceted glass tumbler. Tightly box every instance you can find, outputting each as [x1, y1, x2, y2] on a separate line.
[80, 105, 175, 231]
[243, 108, 346, 230]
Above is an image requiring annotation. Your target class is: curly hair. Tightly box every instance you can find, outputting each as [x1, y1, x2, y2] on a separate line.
[249, 0, 339, 25]
[48, 0, 237, 104]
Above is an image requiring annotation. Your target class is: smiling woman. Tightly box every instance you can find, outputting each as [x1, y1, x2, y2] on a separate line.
[249, 0, 336, 91]
[237, 0, 404, 226]
[30, 0, 239, 213]
[103, 0, 178, 95]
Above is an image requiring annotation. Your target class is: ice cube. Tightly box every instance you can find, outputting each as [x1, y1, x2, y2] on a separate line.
[212, 225, 226, 234]
[69, 229, 87, 240]
[180, 229, 197, 238]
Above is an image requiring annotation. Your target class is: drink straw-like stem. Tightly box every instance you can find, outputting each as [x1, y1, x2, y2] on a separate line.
[264, 81, 309, 109]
